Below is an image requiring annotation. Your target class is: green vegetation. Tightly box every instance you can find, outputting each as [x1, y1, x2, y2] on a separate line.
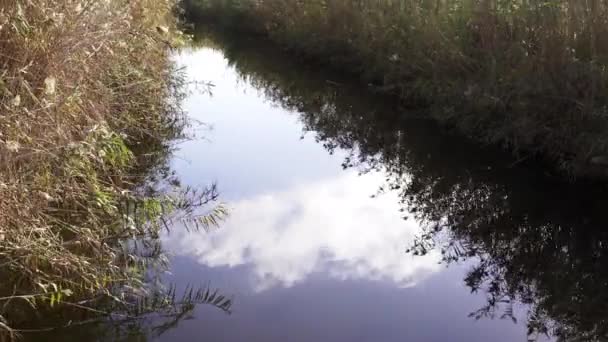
[184, 0, 608, 178]
[0, 0, 227, 338]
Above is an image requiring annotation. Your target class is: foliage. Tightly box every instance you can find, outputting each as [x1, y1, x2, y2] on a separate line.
[0, 0, 226, 339]
[185, 0, 608, 179]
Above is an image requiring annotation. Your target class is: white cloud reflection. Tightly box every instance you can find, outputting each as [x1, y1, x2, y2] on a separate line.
[166, 171, 441, 291]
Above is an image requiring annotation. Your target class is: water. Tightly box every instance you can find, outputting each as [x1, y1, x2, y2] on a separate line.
[162, 33, 551, 342]
[32, 31, 608, 341]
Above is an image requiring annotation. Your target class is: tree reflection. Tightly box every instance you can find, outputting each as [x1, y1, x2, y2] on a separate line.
[197, 28, 608, 341]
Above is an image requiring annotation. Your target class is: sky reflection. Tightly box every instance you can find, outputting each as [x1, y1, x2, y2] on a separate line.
[165, 170, 441, 291]
[156, 45, 537, 342]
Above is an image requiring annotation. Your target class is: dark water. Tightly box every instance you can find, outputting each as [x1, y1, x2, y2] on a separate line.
[32, 32, 608, 341]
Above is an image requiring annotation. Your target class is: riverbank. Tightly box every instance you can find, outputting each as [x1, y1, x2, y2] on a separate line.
[183, 0, 608, 180]
[0, 0, 194, 336]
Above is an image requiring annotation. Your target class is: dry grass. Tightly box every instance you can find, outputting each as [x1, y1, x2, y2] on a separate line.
[185, 0, 608, 178]
[0, 0, 213, 337]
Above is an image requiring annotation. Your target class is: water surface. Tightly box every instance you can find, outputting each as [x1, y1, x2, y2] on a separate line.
[164, 48, 514, 342]
[161, 34, 557, 342]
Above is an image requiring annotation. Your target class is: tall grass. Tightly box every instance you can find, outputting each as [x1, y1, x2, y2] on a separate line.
[185, 0, 608, 178]
[0, 0, 226, 338]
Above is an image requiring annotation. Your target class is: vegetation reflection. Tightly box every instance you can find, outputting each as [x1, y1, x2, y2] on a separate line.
[196, 29, 608, 341]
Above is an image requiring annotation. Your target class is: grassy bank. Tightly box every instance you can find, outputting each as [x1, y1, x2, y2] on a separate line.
[0, 0, 227, 338]
[184, 0, 608, 179]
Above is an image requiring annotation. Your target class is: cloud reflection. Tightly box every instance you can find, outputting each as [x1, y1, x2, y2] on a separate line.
[166, 172, 441, 291]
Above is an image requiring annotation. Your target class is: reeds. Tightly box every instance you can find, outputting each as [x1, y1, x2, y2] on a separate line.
[185, 0, 608, 178]
[0, 0, 215, 337]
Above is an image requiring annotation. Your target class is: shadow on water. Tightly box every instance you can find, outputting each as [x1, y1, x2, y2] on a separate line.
[14, 76, 232, 342]
[192, 27, 608, 341]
